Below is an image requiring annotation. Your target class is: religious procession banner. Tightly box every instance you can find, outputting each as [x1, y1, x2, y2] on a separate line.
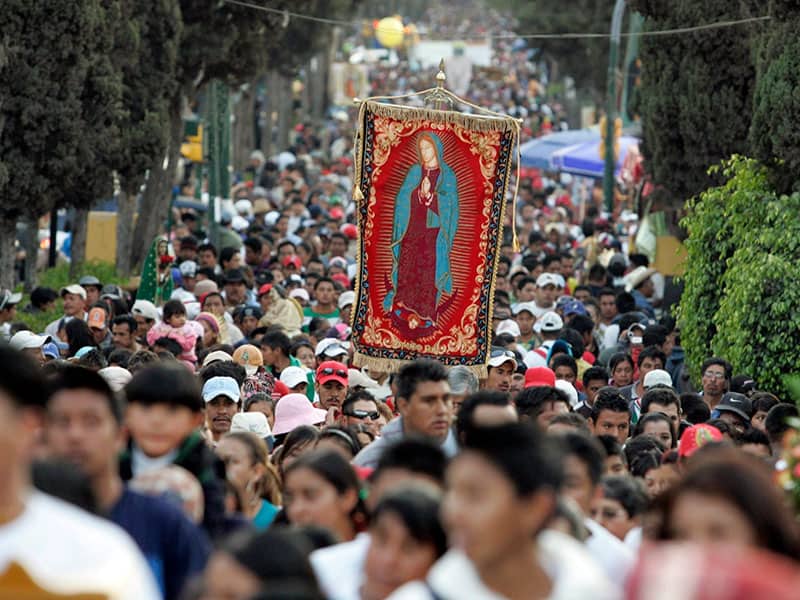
[350, 99, 519, 375]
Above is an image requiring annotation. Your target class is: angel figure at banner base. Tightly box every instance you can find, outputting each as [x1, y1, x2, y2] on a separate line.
[383, 132, 459, 340]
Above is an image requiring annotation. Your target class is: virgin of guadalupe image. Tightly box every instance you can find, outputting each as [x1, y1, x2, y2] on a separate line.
[383, 132, 459, 339]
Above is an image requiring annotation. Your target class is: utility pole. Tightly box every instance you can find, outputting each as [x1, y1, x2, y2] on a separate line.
[604, 0, 626, 213]
[206, 80, 231, 249]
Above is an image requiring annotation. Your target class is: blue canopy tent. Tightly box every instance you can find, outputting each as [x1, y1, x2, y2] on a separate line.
[549, 136, 639, 178]
[519, 129, 598, 169]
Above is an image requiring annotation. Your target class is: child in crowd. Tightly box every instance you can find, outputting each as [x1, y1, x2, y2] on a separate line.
[146, 299, 202, 368]
[119, 363, 226, 538]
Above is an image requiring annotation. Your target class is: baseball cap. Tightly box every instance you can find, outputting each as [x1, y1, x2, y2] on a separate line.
[100, 284, 123, 301]
[289, 288, 310, 302]
[329, 256, 348, 271]
[535, 311, 563, 334]
[536, 273, 560, 288]
[338, 290, 355, 310]
[496, 319, 521, 338]
[202, 350, 233, 367]
[488, 347, 517, 369]
[643, 369, 673, 390]
[315, 338, 348, 358]
[562, 300, 588, 317]
[60, 284, 87, 300]
[0, 289, 22, 311]
[132, 299, 159, 322]
[272, 393, 327, 436]
[279, 366, 308, 389]
[179, 260, 198, 278]
[524, 366, 556, 388]
[232, 344, 263, 376]
[513, 302, 537, 316]
[555, 379, 578, 408]
[87, 307, 108, 330]
[202, 376, 241, 403]
[715, 392, 753, 422]
[230, 412, 271, 438]
[282, 255, 302, 270]
[624, 266, 656, 293]
[223, 269, 246, 284]
[78, 275, 102, 288]
[316, 361, 348, 386]
[10, 331, 52, 351]
[348, 368, 379, 390]
[678, 424, 723, 459]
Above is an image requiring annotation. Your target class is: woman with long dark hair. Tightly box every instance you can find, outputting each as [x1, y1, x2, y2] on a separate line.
[655, 448, 800, 560]
[282, 450, 366, 543]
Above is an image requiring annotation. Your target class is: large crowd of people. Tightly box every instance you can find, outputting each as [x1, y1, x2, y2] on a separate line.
[2, 6, 800, 600]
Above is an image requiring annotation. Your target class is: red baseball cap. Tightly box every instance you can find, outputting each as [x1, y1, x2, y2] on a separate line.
[282, 255, 302, 270]
[316, 361, 348, 386]
[678, 424, 723, 459]
[524, 366, 556, 388]
[341, 223, 358, 240]
[330, 207, 344, 220]
[257, 283, 273, 297]
[332, 273, 350, 289]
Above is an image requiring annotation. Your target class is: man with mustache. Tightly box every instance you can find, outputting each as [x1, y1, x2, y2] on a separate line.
[202, 376, 241, 445]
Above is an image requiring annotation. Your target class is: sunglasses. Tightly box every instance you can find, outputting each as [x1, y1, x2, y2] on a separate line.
[345, 409, 380, 420]
[319, 367, 347, 378]
[490, 348, 515, 359]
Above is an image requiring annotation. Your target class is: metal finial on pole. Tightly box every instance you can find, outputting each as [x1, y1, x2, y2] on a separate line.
[436, 59, 446, 88]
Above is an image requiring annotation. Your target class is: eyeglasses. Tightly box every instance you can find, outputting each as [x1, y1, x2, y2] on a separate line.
[345, 409, 380, 420]
[319, 367, 347, 378]
[490, 348, 515, 359]
[703, 371, 726, 380]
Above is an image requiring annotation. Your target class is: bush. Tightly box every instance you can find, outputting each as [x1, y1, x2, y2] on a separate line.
[677, 157, 773, 381]
[14, 261, 126, 334]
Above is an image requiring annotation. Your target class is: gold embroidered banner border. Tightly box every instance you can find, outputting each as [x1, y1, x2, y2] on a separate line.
[350, 100, 519, 376]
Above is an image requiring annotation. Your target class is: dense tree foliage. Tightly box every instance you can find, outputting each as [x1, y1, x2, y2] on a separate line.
[628, 0, 758, 204]
[490, 0, 615, 100]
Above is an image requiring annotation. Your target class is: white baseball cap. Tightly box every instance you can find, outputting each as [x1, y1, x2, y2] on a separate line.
[230, 412, 271, 438]
[535, 273, 560, 288]
[202, 376, 241, 403]
[10, 331, 52, 351]
[534, 311, 564, 333]
[132, 299, 159, 322]
[279, 366, 308, 389]
[59, 284, 87, 300]
[496, 319, 521, 338]
[315, 338, 349, 358]
[643, 369, 673, 389]
[338, 290, 355, 310]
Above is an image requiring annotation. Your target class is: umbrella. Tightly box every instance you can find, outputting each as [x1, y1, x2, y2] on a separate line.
[550, 136, 640, 178]
[519, 129, 598, 169]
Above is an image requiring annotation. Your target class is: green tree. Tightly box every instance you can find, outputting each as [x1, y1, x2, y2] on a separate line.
[628, 0, 757, 204]
[677, 157, 772, 381]
[114, 1, 182, 277]
[488, 0, 615, 100]
[712, 192, 800, 396]
[129, 0, 361, 269]
[0, 0, 121, 289]
[749, 1, 800, 194]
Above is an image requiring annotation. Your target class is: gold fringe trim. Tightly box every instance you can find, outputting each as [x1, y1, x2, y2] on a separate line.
[354, 352, 489, 379]
[363, 100, 517, 133]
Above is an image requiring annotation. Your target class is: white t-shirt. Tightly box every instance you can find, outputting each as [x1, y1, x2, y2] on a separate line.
[584, 518, 635, 588]
[0, 492, 160, 599]
[388, 529, 617, 600]
[310, 533, 370, 600]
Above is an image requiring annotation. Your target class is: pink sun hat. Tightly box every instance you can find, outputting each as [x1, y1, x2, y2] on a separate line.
[272, 393, 327, 436]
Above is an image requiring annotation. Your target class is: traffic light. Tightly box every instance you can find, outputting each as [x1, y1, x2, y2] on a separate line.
[181, 119, 203, 163]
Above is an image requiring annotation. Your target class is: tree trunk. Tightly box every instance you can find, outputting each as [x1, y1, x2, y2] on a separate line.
[276, 72, 294, 152]
[69, 207, 89, 280]
[116, 186, 136, 277]
[131, 104, 182, 271]
[261, 70, 279, 159]
[22, 217, 38, 292]
[0, 218, 16, 290]
[232, 82, 256, 172]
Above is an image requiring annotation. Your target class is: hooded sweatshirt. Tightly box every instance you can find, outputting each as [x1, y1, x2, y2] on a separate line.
[352, 416, 458, 468]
